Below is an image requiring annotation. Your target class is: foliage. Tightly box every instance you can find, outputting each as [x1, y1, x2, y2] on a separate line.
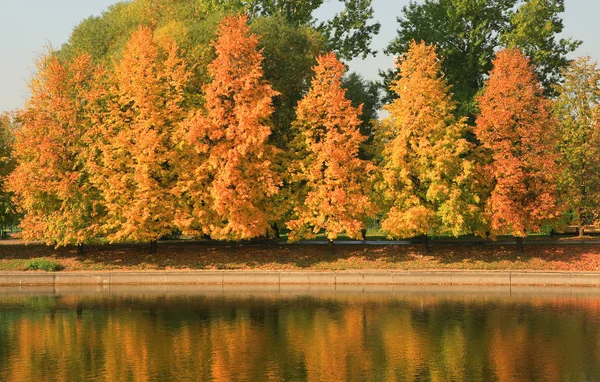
[384, 0, 580, 117]
[235, 0, 381, 59]
[287, 52, 375, 242]
[24, 258, 64, 272]
[554, 57, 600, 230]
[378, 41, 479, 239]
[90, 26, 190, 243]
[251, 15, 324, 151]
[0, 113, 18, 231]
[60, 0, 379, 63]
[8, 52, 103, 246]
[341, 72, 381, 159]
[501, 0, 581, 94]
[175, 15, 280, 241]
[475, 48, 560, 238]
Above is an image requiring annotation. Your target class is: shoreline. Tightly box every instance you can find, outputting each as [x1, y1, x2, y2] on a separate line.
[2, 270, 600, 287]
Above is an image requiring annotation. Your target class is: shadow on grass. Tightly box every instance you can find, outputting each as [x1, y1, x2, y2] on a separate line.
[0, 241, 597, 271]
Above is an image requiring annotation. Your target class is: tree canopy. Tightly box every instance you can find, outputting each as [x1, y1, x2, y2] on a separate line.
[287, 52, 375, 242]
[384, 0, 580, 117]
[175, 15, 280, 241]
[475, 48, 560, 238]
[554, 57, 600, 235]
[379, 41, 478, 239]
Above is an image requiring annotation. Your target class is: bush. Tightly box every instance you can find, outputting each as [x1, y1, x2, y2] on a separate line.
[24, 259, 64, 272]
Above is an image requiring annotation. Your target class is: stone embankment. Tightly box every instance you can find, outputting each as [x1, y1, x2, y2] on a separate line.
[1, 270, 600, 287]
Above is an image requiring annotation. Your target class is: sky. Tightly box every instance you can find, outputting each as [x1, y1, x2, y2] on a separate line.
[1, 0, 599, 113]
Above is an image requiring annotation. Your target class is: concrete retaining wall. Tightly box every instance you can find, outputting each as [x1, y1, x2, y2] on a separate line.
[0, 270, 599, 287]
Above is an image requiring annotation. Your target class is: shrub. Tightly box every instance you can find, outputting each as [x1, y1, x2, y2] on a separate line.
[24, 258, 64, 272]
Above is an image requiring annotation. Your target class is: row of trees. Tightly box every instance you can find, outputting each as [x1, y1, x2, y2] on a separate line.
[2, 3, 597, 251]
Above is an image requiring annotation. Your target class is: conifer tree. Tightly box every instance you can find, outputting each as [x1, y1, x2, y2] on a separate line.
[475, 48, 560, 251]
[174, 15, 280, 241]
[379, 41, 478, 243]
[91, 26, 190, 250]
[287, 52, 375, 242]
[8, 52, 102, 248]
[555, 57, 600, 236]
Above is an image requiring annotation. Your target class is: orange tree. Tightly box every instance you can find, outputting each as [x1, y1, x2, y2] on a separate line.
[475, 48, 560, 250]
[174, 15, 280, 241]
[378, 41, 479, 244]
[90, 26, 190, 251]
[286, 52, 375, 243]
[8, 53, 103, 249]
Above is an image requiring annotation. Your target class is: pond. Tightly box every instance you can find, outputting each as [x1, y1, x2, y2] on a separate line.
[0, 285, 599, 381]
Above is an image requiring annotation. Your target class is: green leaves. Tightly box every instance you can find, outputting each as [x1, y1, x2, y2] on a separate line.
[384, 0, 579, 120]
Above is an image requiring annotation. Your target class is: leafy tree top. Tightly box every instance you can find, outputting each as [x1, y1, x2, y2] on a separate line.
[475, 48, 560, 237]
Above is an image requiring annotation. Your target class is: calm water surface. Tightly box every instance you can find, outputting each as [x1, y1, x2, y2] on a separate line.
[1, 286, 599, 381]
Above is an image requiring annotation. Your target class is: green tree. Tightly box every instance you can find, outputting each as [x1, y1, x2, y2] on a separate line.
[342, 72, 381, 159]
[501, 0, 581, 94]
[239, 0, 381, 59]
[554, 57, 600, 236]
[384, 0, 580, 117]
[251, 15, 324, 150]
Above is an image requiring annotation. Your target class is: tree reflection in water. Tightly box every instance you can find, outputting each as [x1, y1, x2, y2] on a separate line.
[0, 288, 599, 381]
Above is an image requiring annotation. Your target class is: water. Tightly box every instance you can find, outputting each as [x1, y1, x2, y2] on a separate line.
[1, 285, 599, 381]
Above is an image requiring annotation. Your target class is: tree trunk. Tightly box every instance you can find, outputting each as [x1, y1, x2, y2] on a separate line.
[422, 234, 430, 254]
[150, 240, 158, 254]
[579, 225, 584, 238]
[549, 229, 555, 239]
[361, 228, 367, 241]
[328, 239, 335, 255]
[77, 243, 84, 255]
[515, 236, 524, 253]
[272, 223, 280, 240]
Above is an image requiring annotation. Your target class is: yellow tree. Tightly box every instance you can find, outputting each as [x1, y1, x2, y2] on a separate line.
[91, 26, 190, 252]
[0, 113, 18, 236]
[8, 52, 103, 250]
[475, 48, 560, 252]
[287, 52, 375, 243]
[174, 15, 280, 241]
[555, 57, 600, 236]
[379, 41, 478, 246]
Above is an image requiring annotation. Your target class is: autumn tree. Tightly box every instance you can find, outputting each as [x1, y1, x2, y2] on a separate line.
[8, 52, 103, 249]
[287, 52, 375, 244]
[378, 41, 479, 247]
[90, 26, 190, 252]
[0, 113, 18, 236]
[475, 48, 560, 251]
[554, 57, 600, 236]
[384, 0, 580, 115]
[174, 15, 280, 241]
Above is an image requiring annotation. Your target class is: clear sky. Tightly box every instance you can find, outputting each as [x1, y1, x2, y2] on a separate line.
[1, 0, 598, 113]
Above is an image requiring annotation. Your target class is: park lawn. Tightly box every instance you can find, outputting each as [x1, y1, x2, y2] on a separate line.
[1, 241, 600, 272]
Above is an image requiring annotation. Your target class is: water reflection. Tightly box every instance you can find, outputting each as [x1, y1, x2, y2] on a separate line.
[0, 286, 599, 381]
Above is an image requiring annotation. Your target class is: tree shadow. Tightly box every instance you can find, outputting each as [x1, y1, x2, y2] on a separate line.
[0, 241, 597, 271]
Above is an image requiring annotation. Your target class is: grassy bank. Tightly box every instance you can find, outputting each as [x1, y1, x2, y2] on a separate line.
[1, 240, 600, 272]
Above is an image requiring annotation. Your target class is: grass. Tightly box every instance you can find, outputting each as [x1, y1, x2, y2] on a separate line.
[1, 239, 600, 272]
[23, 258, 64, 272]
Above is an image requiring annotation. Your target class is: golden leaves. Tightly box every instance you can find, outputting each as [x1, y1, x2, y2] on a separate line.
[287, 52, 375, 242]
